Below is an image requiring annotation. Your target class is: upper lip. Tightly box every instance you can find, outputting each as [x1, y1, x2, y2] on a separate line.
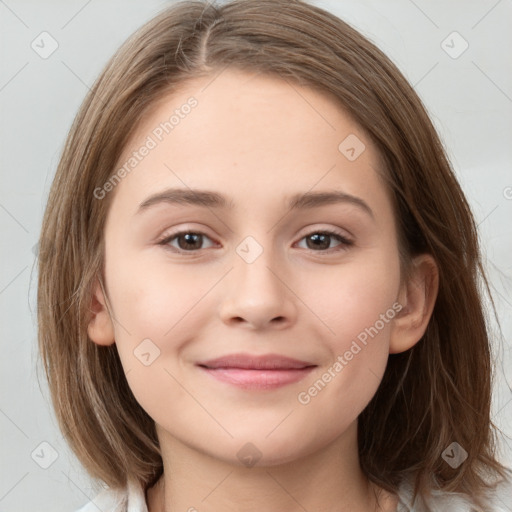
[197, 353, 316, 370]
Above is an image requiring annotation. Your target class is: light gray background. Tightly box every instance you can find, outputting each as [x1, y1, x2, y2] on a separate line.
[1, 0, 511, 510]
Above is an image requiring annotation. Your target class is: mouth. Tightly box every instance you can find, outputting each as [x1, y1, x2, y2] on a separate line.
[196, 353, 317, 390]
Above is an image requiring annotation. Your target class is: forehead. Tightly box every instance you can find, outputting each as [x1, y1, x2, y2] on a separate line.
[109, 69, 390, 218]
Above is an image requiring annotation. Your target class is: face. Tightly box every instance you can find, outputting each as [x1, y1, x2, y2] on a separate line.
[94, 69, 408, 467]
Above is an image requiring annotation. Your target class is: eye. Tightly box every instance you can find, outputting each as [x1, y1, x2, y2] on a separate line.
[296, 230, 353, 252]
[157, 228, 353, 254]
[158, 231, 216, 252]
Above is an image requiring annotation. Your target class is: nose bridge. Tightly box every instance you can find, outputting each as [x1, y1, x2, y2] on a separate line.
[233, 233, 284, 296]
[218, 233, 296, 329]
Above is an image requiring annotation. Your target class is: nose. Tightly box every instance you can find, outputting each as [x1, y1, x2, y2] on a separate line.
[218, 243, 297, 331]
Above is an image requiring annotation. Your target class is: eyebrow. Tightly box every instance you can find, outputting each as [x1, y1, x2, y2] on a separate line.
[137, 188, 374, 218]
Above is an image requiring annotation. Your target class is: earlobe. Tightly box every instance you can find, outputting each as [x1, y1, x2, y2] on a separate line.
[389, 254, 439, 354]
[87, 279, 115, 346]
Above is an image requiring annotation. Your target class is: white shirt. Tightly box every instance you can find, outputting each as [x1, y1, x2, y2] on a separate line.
[75, 474, 512, 512]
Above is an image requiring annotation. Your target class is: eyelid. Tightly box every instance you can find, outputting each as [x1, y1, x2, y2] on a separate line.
[294, 228, 353, 253]
[297, 224, 353, 242]
[156, 228, 217, 249]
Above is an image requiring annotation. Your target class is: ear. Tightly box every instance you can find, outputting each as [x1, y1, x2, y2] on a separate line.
[87, 278, 115, 346]
[390, 254, 439, 354]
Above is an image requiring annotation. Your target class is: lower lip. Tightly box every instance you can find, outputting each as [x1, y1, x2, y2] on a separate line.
[199, 366, 316, 390]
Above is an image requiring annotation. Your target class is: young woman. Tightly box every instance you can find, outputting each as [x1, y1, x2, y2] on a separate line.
[37, 1, 511, 510]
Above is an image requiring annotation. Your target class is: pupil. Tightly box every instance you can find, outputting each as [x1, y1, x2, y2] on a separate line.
[180, 233, 201, 250]
[309, 233, 329, 250]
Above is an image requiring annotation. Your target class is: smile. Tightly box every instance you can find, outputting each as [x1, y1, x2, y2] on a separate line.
[196, 353, 317, 390]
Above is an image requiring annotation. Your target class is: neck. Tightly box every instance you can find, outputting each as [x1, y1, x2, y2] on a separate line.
[146, 421, 398, 512]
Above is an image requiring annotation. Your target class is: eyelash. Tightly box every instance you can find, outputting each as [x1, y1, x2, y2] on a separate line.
[157, 229, 354, 255]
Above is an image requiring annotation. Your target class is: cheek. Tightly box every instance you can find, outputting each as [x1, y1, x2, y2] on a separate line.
[295, 254, 401, 408]
[106, 253, 211, 340]
[103, 253, 217, 409]
[304, 254, 401, 350]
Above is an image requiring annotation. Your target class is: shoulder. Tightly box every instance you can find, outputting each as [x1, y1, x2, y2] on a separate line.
[396, 471, 512, 511]
[74, 480, 147, 512]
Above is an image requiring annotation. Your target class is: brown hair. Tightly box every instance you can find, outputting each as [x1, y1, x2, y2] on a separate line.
[37, 0, 510, 508]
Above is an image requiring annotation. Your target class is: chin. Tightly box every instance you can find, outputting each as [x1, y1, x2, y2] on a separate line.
[211, 433, 317, 469]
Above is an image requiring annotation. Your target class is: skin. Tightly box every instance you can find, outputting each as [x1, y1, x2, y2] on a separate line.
[88, 69, 438, 512]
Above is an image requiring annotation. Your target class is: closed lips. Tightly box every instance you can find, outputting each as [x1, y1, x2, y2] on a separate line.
[197, 353, 316, 370]
[197, 353, 317, 390]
